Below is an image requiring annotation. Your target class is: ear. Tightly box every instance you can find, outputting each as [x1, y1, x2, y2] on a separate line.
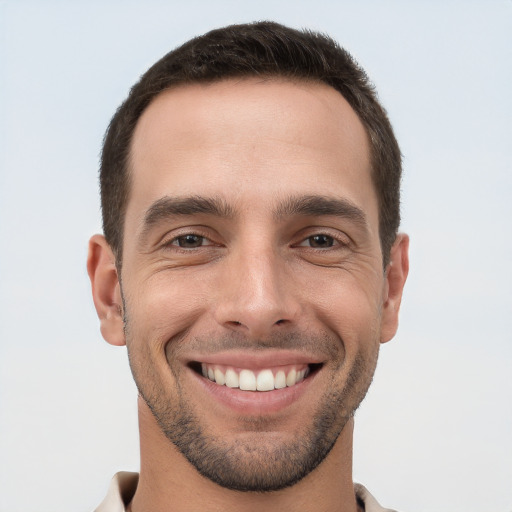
[380, 233, 409, 344]
[87, 234, 126, 346]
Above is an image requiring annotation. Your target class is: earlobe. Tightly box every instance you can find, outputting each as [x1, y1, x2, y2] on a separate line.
[87, 234, 126, 346]
[380, 233, 409, 344]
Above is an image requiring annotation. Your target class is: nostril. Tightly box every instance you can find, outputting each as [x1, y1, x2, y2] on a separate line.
[275, 319, 286, 325]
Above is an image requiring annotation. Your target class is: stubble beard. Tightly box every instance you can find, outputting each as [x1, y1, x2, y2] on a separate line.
[124, 313, 379, 492]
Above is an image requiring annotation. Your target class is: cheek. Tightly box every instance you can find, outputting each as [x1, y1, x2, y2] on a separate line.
[298, 269, 384, 351]
[124, 272, 212, 354]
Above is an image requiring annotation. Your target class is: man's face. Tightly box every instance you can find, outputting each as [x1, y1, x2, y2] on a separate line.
[116, 78, 403, 491]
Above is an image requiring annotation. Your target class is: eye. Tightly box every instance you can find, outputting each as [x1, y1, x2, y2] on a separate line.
[299, 234, 336, 248]
[172, 234, 210, 248]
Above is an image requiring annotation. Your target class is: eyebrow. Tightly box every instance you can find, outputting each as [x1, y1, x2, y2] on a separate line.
[140, 195, 235, 239]
[139, 193, 369, 241]
[145, 195, 235, 220]
[274, 194, 368, 229]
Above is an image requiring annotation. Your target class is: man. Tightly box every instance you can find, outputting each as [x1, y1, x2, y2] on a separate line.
[88, 21, 409, 512]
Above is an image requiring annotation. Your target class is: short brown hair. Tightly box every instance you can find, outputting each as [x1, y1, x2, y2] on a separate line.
[100, 21, 401, 267]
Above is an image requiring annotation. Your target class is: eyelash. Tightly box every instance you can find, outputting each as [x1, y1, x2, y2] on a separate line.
[294, 232, 349, 250]
[162, 231, 348, 251]
[164, 232, 214, 249]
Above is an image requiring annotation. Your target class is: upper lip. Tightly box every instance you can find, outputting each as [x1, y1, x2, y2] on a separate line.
[183, 350, 325, 370]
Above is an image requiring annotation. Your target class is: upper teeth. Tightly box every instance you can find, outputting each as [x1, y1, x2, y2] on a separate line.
[201, 364, 309, 391]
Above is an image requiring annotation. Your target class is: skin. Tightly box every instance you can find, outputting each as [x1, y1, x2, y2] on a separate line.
[88, 78, 409, 512]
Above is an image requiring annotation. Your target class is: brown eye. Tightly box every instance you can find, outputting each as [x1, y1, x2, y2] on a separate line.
[307, 234, 335, 248]
[175, 234, 205, 248]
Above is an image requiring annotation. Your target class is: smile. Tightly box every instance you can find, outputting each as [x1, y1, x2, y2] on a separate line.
[201, 363, 314, 391]
[189, 361, 322, 392]
[185, 355, 324, 414]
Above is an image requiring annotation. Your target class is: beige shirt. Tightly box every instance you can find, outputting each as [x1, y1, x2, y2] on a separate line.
[94, 472, 398, 512]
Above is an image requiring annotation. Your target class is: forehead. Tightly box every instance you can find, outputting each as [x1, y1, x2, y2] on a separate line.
[127, 78, 376, 228]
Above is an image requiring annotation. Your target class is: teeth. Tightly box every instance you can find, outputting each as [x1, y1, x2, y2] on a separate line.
[200, 364, 311, 392]
[256, 369, 274, 391]
[275, 370, 286, 389]
[239, 369, 257, 391]
[225, 368, 239, 388]
[286, 368, 297, 387]
[214, 368, 225, 386]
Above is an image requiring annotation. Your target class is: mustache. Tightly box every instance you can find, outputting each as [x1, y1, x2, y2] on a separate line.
[169, 329, 343, 361]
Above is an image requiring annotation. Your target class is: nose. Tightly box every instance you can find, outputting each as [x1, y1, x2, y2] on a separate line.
[213, 247, 301, 338]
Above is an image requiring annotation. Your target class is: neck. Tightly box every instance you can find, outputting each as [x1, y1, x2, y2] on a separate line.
[130, 398, 359, 512]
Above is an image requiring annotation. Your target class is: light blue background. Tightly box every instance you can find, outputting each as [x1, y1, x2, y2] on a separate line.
[1, 1, 511, 511]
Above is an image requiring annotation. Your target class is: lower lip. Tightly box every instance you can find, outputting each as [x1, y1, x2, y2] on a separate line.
[190, 368, 317, 415]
